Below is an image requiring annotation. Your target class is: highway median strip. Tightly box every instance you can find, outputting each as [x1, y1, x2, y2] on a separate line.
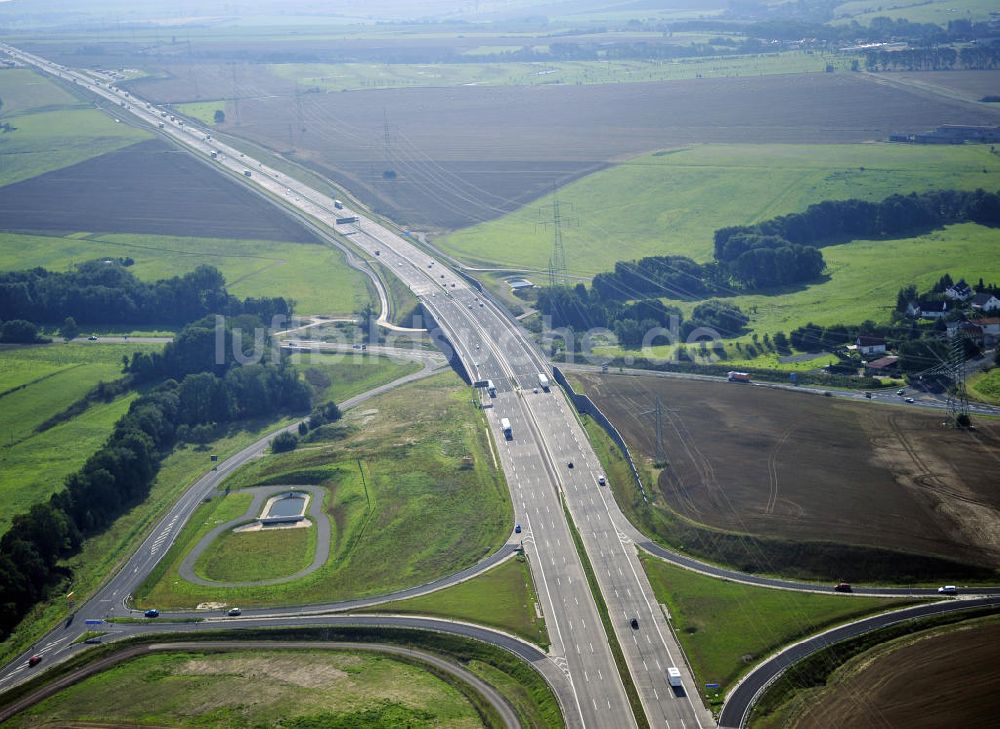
[563, 502, 650, 729]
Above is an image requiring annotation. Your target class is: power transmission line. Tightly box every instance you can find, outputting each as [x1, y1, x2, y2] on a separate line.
[639, 396, 667, 467]
[537, 195, 574, 286]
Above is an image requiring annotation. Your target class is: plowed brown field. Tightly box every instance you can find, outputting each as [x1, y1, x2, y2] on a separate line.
[796, 619, 1000, 729]
[576, 372, 1000, 569]
[0, 139, 317, 242]
[127, 69, 1000, 230]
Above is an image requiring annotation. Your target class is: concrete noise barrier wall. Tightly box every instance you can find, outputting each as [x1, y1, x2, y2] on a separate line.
[552, 366, 648, 503]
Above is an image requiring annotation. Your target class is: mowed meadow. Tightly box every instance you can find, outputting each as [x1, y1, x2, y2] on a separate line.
[0, 342, 159, 535]
[0, 68, 372, 316]
[0, 230, 371, 315]
[440, 143, 1000, 272]
[0, 68, 150, 187]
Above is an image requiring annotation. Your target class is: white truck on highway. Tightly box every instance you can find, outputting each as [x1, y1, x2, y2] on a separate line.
[667, 667, 682, 688]
[333, 199, 344, 209]
[501, 418, 512, 439]
[538, 373, 550, 391]
[486, 380, 497, 397]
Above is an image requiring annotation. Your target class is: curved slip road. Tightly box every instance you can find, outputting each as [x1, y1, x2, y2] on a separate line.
[0, 638, 522, 728]
[11, 44, 999, 729]
[718, 595, 1000, 728]
[178, 485, 331, 588]
[0, 357, 514, 691]
[165, 542, 521, 621]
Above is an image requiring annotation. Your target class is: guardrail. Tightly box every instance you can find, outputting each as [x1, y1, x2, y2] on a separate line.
[552, 367, 648, 503]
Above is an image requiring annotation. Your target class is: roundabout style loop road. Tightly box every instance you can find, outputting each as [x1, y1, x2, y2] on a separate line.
[179, 485, 330, 588]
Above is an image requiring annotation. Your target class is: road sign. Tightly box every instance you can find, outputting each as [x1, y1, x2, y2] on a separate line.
[705, 683, 720, 689]
[210, 454, 218, 462]
[84, 619, 103, 625]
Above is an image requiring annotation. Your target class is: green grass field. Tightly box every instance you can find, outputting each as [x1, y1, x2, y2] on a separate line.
[969, 367, 1000, 405]
[3, 649, 483, 729]
[0, 68, 150, 188]
[269, 51, 852, 92]
[0, 414, 297, 668]
[195, 522, 317, 582]
[833, 0, 999, 25]
[440, 143, 1000, 273]
[291, 351, 422, 404]
[371, 555, 548, 647]
[593, 223, 1000, 366]
[136, 371, 512, 609]
[174, 100, 226, 126]
[0, 342, 160, 535]
[0, 231, 371, 315]
[641, 555, 917, 700]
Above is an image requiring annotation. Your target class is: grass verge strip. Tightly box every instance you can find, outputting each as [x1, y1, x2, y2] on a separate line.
[749, 604, 1000, 726]
[0, 626, 564, 729]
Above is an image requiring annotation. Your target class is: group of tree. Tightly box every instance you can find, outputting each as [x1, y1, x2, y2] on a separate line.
[536, 283, 748, 345]
[717, 189, 1000, 254]
[714, 188, 1000, 287]
[675, 14, 996, 47]
[588, 242, 822, 298]
[0, 319, 49, 344]
[865, 45, 1000, 72]
[591, 256, 719, 301]
[0, 315, 314, 640]
[0, 261, 292, 326]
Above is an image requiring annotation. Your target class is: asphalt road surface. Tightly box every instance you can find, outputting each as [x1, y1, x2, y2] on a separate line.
[718, 595, 1000, 728]
[0, 637, 529, 728]
[4, 43, 998, 729]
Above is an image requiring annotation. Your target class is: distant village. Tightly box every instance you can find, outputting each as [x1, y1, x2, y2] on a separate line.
[851, 278, 1000, 378]
[889, 124, 1000, 145]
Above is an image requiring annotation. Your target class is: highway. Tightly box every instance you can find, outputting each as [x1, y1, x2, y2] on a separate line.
[0, 42, 715, 729]
[561, 362, 1000, 419]
[4, 42, 998, 729]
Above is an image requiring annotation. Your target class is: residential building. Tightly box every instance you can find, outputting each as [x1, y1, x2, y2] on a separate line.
[944, 281, 973, 301]
[971, 293, 1000, 312]
[865, 355, 899, 375]
[977, 317, 1000, 347]
[919, 301, 949, 319]
[856, 335, 887, 357]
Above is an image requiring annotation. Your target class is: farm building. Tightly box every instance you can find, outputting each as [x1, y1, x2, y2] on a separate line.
[865, 355, 899, 375]
[975, 317, 1000, 347]
[892, 125, 1000, 144]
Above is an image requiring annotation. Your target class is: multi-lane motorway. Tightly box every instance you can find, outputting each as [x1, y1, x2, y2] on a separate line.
[2, 42, 715, 729]
[3, 42, 998, 729]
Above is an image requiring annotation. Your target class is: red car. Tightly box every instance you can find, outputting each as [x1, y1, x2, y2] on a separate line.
[28, 655, 42, 667]
[834, 582, 852, 593]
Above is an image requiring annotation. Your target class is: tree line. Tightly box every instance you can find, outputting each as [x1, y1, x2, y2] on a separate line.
[677, 14, 995, 47]
[0, 317, 313, 641]
[536, 283, 748, 344]
[542, 188, 1000, 351]
[715, 188, 1000, 254]
[0, 261, 292, 326]
[865, 45, 1000, 72]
